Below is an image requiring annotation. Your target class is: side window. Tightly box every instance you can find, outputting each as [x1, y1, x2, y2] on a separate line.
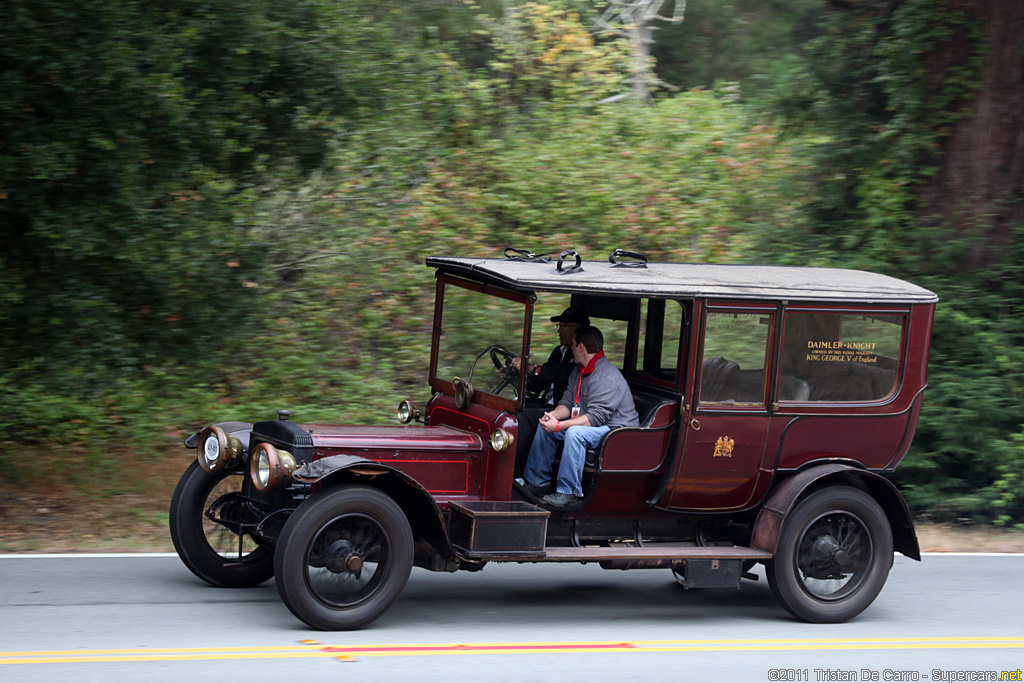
[780, 311, 905, 402]
[637, 299, 685, 384]
[594, 317, 629, 368]
[699, 310, 772, 405]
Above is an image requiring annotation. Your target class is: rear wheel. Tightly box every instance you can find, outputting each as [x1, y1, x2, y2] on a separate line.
[766, 486, 892, 623]
[169, 460, 274, 587]
[274, 485, 413, 630]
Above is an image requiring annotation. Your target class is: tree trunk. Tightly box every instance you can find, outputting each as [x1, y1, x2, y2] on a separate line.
[923, 0, 1024, 269]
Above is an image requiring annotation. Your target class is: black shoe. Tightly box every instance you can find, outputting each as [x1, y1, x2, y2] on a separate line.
[515, 478, 552, 498]
[542, 492, 584, 508]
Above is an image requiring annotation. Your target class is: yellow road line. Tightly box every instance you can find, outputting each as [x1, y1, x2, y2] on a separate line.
[3, 637, 1023, 665]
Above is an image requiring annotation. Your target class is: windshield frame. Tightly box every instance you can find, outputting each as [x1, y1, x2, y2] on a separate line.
[430, 274, 535, 413]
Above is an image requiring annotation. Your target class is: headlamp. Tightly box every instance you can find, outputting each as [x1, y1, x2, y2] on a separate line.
[489, 428, 515, 452]
[249, 442, 297, 492]
[196, 425, 243, 474]
[397, 400, 422, 424]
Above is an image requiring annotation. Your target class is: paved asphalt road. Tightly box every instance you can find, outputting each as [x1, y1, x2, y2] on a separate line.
[1, 552, 1022, 682]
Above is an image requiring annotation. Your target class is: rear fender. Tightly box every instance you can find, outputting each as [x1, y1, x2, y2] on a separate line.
[292, 455, 462, 571]
[751, 463, 920, 561]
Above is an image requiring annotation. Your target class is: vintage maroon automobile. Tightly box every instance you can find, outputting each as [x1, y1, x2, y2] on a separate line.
[170, 249, 937, 630]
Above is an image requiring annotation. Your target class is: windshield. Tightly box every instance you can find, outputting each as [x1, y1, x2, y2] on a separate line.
[432, 276, 531, 409]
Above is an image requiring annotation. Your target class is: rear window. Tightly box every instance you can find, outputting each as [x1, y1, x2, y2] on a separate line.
[779, 311, 906, 402]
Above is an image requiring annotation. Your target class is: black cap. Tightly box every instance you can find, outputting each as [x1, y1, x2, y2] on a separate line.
[550, 307, 590, 326]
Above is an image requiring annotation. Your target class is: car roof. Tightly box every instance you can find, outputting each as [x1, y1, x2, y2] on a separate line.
[426, 256, 939, 304]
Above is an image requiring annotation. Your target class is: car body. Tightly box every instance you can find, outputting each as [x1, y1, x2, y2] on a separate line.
[170, 249, 937, 629]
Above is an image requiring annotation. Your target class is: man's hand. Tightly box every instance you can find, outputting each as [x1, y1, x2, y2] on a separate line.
[539, 411, 557, 433]
[497, 356, 525, 377]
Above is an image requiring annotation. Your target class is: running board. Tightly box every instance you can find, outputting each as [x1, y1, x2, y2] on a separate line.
[446, 500, 770, 591]
[539, 546, 770, 562]
[469, 546, 770, 589]
[463, 545, 771, 564]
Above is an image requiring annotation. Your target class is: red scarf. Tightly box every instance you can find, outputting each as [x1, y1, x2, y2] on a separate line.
[579, 350, 605, 375]
[573, 350, 605, 407]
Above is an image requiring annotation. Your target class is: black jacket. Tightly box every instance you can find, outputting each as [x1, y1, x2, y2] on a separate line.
[526, 346, 577, 405]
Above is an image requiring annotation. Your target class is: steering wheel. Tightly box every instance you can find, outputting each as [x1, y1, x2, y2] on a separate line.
[487, 345, 519, 396]
[489, 345, 515, 372]
[487, 345, 548, 402]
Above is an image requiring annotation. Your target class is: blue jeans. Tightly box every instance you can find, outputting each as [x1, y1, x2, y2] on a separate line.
[523, 425, 611, 497]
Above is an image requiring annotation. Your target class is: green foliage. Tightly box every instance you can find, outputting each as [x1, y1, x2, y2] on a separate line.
[391, 87, 810, 265]
[754, 0, 1023, 525]
[892, 230, 1024, 525]
[650, 0, 828, 90]
[1, 0, 1022, 530]
[476, 2, 633, 117]
[758, 0, 986, 265]
[0, 0, 371, 383]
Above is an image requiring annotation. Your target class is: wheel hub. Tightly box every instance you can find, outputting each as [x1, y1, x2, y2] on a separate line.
[323, 539, 363, 576]
[832, 547, 851, 569]
[804, 534, 852, 579]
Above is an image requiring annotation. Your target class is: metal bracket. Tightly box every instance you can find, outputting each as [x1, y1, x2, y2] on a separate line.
[608, 248, 648, 268]
[556, 250, 583, 274]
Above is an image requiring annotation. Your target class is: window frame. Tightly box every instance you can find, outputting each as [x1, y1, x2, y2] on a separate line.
[694, 301, 777, 413]
[430, 274, 534, 413]
[775, 304, 910, 407]
[630, 297, 688, 391]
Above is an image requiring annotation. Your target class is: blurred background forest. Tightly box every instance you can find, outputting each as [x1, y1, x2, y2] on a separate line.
[1, 0, 1022, 541]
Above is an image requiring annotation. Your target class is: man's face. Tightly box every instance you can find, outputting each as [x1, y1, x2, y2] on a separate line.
[570, 339, 586, 365]
[557, 322, 578, 347]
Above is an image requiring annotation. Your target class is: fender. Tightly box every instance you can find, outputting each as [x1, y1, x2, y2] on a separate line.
[751, 463, 920, 561]
[183, 421, 253, 451]
[292, 455, 466, 571]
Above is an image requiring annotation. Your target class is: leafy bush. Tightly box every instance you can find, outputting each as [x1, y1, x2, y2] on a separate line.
[2, 0, 1021, 529]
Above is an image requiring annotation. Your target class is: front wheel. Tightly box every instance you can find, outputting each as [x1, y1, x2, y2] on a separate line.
[274, 485, 413, 630]
[169, 460, 274, 587]
[766, 486, 893, 623]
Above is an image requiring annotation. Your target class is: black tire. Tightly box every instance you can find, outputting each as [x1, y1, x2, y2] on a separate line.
[274, 485, 413, 630]
[169, 460, 274, 588]
[766, 486, 893, 623]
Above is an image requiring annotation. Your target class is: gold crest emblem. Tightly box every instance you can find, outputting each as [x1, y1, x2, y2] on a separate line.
[713, 436, 735, 458]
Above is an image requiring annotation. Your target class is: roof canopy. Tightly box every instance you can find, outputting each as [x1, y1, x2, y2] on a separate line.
[426, 256, 938, 304]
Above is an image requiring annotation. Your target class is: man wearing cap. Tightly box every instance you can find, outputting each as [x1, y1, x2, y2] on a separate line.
[512, 307, 590, 406]
[519, 325, 639, 508]
[509, 307, 589, 477]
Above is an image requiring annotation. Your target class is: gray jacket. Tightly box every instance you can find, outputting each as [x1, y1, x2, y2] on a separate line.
[559, 355, 639, 429]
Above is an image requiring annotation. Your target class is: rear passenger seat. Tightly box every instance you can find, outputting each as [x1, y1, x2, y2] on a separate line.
[632, 392, 674, 428]
[584, 391, 676, 470]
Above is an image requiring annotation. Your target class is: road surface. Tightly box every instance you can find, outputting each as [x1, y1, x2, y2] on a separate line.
[1, 552, 1022, 682]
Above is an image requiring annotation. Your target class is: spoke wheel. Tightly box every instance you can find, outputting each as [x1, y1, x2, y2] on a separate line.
[169, 460, 273, 587]
[766, 486, 892, 623]
[275, 485, 413, 630]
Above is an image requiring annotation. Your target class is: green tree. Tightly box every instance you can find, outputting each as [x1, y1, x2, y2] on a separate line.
[650, 0, 827, 90]
[0, 0, 373, 385]
[754, 0, 1024, 524]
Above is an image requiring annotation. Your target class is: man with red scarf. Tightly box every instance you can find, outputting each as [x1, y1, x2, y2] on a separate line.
[518, 326, 639, 507]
